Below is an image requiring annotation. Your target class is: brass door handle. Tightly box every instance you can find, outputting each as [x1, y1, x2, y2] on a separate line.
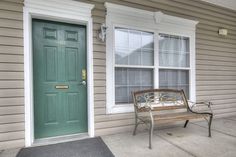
[55, 85, 69, 89]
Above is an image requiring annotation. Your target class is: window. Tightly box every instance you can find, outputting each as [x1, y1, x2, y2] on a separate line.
[159, 34, 190, 98]
[105, 2, 198, 113]
[114, 28, 154, 104]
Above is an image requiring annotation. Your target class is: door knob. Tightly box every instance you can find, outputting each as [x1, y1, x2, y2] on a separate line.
[80, 81, 86, 85]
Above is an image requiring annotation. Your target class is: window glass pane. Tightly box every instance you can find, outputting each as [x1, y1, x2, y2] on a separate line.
[129, 30, 141, 49]
[115, 28, 128, 48]
[142, 32, 154, 49]
[159, 69, 189, 98]
[115, 68, 153, 104]
[159, 34, 190, 67]
[115, 27, 154, 66]
[115, 48, 129, 65]
[142, 49, 154, 66]
[129, 48, 141, 65]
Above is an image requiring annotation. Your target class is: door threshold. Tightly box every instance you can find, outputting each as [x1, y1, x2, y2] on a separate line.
[32, 133, 89, 147]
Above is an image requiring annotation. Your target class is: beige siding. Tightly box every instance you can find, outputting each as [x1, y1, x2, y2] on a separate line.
[0, 0, 24, 150]
[79, 0, 236, 135]
[0, 0, 236, 150]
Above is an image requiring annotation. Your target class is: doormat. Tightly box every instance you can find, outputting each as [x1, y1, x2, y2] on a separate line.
[17, 137, 114, 157]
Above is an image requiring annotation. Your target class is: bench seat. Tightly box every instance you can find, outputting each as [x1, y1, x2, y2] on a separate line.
[154, 111, 209, 122]
[132, 89, 213, 149]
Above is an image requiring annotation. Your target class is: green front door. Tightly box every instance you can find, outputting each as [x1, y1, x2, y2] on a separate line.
[33, 19, 87, 139]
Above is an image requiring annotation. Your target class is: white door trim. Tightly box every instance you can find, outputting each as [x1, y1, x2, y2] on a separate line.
[23, 0, 94, 147]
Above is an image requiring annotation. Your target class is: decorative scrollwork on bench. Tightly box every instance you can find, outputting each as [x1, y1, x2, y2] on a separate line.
[134, 90, 186, 111]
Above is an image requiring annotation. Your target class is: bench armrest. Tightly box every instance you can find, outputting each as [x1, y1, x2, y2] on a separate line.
[188, 101, 213, 114]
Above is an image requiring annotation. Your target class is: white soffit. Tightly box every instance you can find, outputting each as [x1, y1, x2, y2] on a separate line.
[200, 0, 236, 11]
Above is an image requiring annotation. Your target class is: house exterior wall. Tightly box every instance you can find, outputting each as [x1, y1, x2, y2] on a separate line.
[79, 0, 236, 135]
[0, 0, 236, 151]
[0, 0, 25, 150]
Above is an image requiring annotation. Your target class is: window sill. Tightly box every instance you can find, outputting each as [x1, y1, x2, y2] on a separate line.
[107, 104, 134, 114]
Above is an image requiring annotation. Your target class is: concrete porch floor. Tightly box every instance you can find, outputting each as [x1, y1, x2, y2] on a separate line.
[102, 116, 236, 157]
[1, 116, 236, 157]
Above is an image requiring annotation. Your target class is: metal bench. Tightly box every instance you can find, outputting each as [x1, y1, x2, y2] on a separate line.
[132, 89, 213, 149]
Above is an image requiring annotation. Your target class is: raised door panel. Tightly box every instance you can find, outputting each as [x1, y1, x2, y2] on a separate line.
[66, 93, 80, 123]
[44, 93, 58, 125]
[65, 47, 77, 82]
[44, 46, 57, 81]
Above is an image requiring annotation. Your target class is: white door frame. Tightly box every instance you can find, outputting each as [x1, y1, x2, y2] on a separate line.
[23, 0, 94, 146]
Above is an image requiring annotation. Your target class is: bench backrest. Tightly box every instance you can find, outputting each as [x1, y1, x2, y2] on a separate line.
[132, 89, 190, 112]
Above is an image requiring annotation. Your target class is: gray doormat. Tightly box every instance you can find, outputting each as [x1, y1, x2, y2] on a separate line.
[16, 137, 114, 157]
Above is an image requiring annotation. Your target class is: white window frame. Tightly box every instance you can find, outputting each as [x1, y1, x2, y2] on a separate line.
[105, 2, 198, 114]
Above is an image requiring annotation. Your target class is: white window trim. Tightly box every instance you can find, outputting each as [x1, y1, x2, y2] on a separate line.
[105, 2, 198, 114]
[24, 0, 94, 146]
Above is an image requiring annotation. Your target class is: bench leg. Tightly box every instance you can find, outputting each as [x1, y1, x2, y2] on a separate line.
[149, 121, 153, 149]
[208, 115, 213, 137]
[184, 120, 189, 128]
[133, 116, 138, 136]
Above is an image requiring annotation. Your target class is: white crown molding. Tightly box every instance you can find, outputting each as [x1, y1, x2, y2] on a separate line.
[105, 2, 198, 31]
[104, 2, 153, 16]
[105, 2, 154, 20]
[25, 0, 94, 19]
[154, 11, 164, 23]
[155, 12, 199, 27]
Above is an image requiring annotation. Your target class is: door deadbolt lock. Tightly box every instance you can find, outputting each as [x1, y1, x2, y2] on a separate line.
[82, 69, 86, 80]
